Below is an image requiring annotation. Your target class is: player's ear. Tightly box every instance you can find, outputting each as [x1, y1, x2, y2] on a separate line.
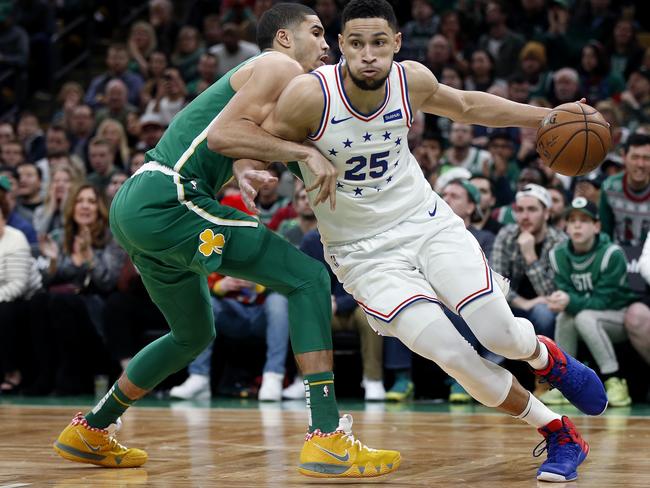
[338, 33, 344, 53]
[394, 32, 402, 54]
[275, 28, 292, 49]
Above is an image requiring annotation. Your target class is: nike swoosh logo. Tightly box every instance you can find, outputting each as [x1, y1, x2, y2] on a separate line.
[428, 201, 438, 217]
[77, 431, 102, 452]
[331, 116, 353, 124]
[314, 444, 350, 462]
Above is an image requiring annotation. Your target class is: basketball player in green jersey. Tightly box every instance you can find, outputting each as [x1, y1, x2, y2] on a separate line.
[54, 4, 400, 478]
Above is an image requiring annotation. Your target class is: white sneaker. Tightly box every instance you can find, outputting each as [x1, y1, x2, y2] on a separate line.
[282, 376, 305, 399]
[169, 374, 211, 400]
[362, 378, 386, 401]
[258, 372, 283, 401]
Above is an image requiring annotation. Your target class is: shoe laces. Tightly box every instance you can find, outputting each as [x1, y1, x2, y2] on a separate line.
[533, 419, 578, 463]
[337, 414, 376, 453]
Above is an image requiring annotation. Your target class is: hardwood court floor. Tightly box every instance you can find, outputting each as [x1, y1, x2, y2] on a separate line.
[1, 400, 649, 487]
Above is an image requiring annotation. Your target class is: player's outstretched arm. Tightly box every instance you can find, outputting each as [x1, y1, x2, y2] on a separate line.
[402, 61, 551, 128]
[262, 74, 338, 209]
[207, 53, 318, 164]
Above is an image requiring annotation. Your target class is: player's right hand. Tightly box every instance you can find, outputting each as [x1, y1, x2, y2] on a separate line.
[233, 159, 277, 215]
[304, 148, 338, 211]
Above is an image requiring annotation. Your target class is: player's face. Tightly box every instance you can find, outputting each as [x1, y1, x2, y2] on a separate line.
[624, 144, 650, 187]
[339, 18, 401, 91]
[291, 16, 329, 72]
[566, 211, 599, 246]
[515, 196, 548, 235]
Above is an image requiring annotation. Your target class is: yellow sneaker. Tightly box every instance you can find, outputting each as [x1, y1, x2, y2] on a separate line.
[605, 377, 632, 407]
[53, 413, 147, 468]
[298, 414, 400, 478]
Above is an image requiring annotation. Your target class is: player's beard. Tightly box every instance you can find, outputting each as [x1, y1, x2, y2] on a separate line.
[346, 63, 390, 91]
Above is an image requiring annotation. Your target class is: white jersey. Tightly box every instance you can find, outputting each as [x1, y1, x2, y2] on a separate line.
[299, 61, 432, 246]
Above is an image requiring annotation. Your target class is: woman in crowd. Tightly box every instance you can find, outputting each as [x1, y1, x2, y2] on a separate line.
[33, 165, 78, 236]
[96, 118, 131, 170]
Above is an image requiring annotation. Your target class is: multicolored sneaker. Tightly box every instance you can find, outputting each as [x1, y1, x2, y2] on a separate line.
[605, 377, 632, 407]
[299, 414, 400, 478]
[539, 388, 570, 406]
[534, 336, 608, 415]
[449, 380, 472, 403]
[53, 413, 147, 467]
[386, 379, 414, 402]
[535, 416, 589, 482]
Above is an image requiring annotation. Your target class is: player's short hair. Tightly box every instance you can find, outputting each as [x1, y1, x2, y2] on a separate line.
[342, 0, 398, 32]
[624, 132, 650, 153]
[256, 3, 317, 50]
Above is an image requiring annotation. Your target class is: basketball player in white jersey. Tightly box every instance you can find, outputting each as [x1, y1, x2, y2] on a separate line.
[212, 0, 608, 482]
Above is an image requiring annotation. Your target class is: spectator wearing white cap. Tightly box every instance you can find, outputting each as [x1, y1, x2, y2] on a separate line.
[492, 184, 567, 340]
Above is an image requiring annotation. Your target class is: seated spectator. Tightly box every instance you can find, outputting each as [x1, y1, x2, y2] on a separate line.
[51, 82, 85, 128]
[574, 173, 602, 205]
[68, 104, 96, 166]
[547, 67, 582, 107]
[35, 125, 86, 187]
[84, 43, 144, 109]
[95, 79, 138, 128]
[149, 0, 181, 56]
[136, 112, 166, 151]
[600, 133, 650, 246]
[16, 162, 43, 222]
[595, 99, 628, 152]
[0, 121, 15, 146]
[518, 41, 552, 100]
[38, 184, 126, 395]
[438, 10, 470, 73]
[144, 67, 186, 126]
[209, 23, 260, 77]
[1, 140, 26, 168]
[33, 165, 77, 236]
[0, 169, 36, 247]
[492, 184, 566, 339]
[414, 130, 443, 187]
[470, 175, 503, 235]
[0, 184, 42, 393]
[619, 67, 650, 131]
[607, 17, 644, 80]
[439, 122, 491, 176]
[276, 183, 316, 246]
[493, 166, 547, 225]
[169, 275, 291, 401]
[464, 49, 497, 92]
[16, 112, 45, 163]
[105, 170, 128, 203]
[87, 138, 119, 194]
[578, 41, 625, 105]
[478, 1, 525, 79]
[547, 184, 568, 231]
[127, 21, 157, 77]
[187, 53, 219, 98]
[545, 198, 636, 407]
[127, 150, 146, 175]
[486, 132, 519, 204]
[171, 25, 205, 84]
[139, 51, 169, 109]
[398, 0, 439, 64]
[96, 118, 131, 170]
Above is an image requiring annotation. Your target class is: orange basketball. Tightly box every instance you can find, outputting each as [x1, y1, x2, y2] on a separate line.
[536, 102, 612, 177]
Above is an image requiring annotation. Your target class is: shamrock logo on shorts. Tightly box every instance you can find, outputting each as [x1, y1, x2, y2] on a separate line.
[198, 229, 226, 257]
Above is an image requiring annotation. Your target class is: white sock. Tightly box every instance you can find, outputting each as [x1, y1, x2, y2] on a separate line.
[514, 393, 561, 428]
[527, 340, 549, 370]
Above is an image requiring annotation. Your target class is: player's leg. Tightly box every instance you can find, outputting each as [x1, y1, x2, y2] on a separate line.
[214, 222, 400, 478]
[54, 260, 215, 468]
[369, 301, 589, 482]
[419, 211, 607, 415]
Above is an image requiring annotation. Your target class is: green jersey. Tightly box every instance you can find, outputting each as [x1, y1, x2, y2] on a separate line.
[599, 172, 650, 246]
[146, 53, 269, 194]
[549, 233, 637, 315]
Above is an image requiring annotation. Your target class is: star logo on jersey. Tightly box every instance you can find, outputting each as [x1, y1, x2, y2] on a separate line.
[198, 229, 225, 257]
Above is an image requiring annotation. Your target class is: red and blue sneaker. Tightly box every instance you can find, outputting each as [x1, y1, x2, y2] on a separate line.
[534, 336, 608, 416]
[535, 416, 589, 482]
